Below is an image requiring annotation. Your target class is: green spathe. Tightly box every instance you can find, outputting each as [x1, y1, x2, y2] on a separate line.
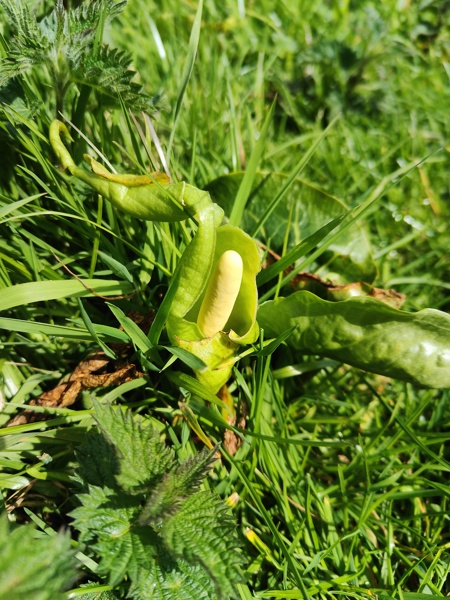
[168, 224, 261, 393]
[258, 291, 450, 388]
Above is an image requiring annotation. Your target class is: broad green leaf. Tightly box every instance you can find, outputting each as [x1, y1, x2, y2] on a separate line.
[70, 485, 149, 586]
[130, 560, 216, 600]
[258, 291, 450, 388]
[72, 403, 244, 599]
[162, 490, 245, 599]
[207, 171, 376, 283]
[138, 446, 217, 527]
[0, 279, 134, 312]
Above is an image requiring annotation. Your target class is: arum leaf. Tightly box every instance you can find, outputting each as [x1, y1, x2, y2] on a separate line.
[258, 291, 450, 388]
[207, 171, 376, 283]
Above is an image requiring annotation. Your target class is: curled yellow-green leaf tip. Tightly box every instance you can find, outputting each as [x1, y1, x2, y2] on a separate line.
[49, 120, 75, 171]
[49, 119, 217, 223]
[197, 250, 244, 337]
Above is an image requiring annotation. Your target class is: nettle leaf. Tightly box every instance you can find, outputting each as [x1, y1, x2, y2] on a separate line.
[258, 290, 450, 388]
[73, 405, 245, 599]
[92, 401, 174, 493]
[162, 491, 245, 599]
[138, 446, 218, 526]
[73, 46, 153, 110]
[0, 0, 152, 111]
[70, 484, 153, 585]
[75, 430, 120, 490]
[77, 589, 121, 600]
[130, 559, 216, 600]
[0, 516, 76, 600]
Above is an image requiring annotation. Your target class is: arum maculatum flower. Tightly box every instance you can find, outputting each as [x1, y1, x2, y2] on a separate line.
[50, 120, 260, 393]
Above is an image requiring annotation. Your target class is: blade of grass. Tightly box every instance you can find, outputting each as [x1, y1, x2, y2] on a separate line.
[0, 279, 134, 312]
[167, 0, 204, 163]
[229, 99, 276, 227]
[77, 299, 116, 359]
[223, 447, 311, 599]
[251, 114, 340, 238]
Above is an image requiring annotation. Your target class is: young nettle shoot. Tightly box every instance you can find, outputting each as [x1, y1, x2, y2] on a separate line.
[197, 250, 243, 337]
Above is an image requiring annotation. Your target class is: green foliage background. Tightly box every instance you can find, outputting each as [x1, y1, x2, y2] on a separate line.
[0, 0, 449, 598]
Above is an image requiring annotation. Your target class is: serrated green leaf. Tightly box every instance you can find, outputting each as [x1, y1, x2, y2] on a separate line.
[70, 484, 152, 586]
[130, 560, 216, 600]
[138, 446, 217, 526]
[163, 491, 244, 599]
[92, 401, 174, 492]
[75, 430, 120, 490]
[73, 404, 245, 599]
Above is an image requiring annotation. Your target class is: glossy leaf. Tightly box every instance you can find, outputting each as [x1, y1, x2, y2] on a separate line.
[258, 291, 450, 388]
[206, 171, 376, 283]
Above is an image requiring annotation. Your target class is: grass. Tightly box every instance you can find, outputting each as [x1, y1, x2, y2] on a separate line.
[1, 0, 450, 598]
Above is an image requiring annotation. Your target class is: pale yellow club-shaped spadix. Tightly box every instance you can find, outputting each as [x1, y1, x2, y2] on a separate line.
[197, 250, 244, 338]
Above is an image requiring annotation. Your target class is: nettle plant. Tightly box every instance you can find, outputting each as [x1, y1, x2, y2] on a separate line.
[0, 0, 154, 117]
[72, 401, 243, 600]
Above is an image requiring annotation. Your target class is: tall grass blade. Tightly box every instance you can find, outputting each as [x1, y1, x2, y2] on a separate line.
[167, 0, 204, 163]
[229, 99, 276, 227]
